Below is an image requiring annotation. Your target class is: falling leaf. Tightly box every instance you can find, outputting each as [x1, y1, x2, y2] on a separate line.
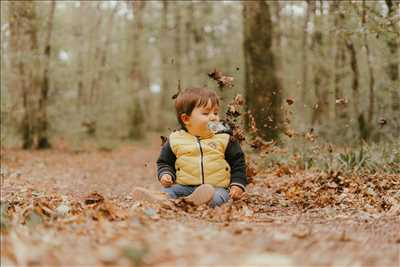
[249, 137, 275, 152]
[378, 118, 387, 127]
[234, 94, 244, 106]
[286, 97, 294, 105]
[305, 128, 316, 142]
[208, 68, 234, 89]
[335, 98, 348, 105]
[226, 105, 241, 118]
[171, 80, 181, 99]
[160, 136, 167, 146]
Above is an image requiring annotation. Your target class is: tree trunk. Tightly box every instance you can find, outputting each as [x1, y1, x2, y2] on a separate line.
[174, 4, 182, 82]
[37, 0, 56, 149]
[274, 1, 284, 93]
[94, 3, 119, 110]
[346, 40, 368, 140]
[184, 2, 194, 70]
[301, 0, 312, 103]
[9, 1, 40, 149]
[311, 1, 329, 126]
[332, 0, 348, 121]
[243, 1, 283, 141]
[82, 2, 103, 136]
[76, 1, 86, 110]
[128, 0, 146, 139]
[158, 0, 171, 131]
[384, 0, 399, 116]
[362, 0, 376, 132]
[192, 4, 209, 85]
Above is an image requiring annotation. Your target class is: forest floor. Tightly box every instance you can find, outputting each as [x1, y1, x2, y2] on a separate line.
[1, 135, 399, 267]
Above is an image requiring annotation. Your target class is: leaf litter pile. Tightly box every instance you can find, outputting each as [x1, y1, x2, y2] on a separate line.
[1, 71, 400, 266]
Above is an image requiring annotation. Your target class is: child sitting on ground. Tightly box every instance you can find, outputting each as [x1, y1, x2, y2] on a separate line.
[156, 87, 247, 207]
[132, 87, 247, 207]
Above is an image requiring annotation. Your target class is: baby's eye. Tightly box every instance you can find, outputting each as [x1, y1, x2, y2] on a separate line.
[202, 113, 209, 116]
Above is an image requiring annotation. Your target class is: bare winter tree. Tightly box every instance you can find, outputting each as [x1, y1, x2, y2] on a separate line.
[332, 0, 349, 122]
[243, 1, 283, 141]
[9, 1, 41, 149]
[158, 0, 172, 131]
[37, 0, 56, 149]
[384, 0, 399, 124]
[310, 0, 329, 127]
[362, 0, 376, 137]
[128, 0, 146, 139]
[301, 0, 312, 104]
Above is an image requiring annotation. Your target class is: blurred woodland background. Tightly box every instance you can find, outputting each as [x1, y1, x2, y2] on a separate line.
[1, 0, 399, 149]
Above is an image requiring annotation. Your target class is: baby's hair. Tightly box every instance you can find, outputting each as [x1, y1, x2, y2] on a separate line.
[174, 87, 219, 129]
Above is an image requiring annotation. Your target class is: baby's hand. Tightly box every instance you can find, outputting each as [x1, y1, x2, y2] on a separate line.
[229, 185, 244, 200]
[160, 174, 174, 188]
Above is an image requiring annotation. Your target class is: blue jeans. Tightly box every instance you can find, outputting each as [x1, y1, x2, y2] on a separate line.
[162, 184, 230, 208]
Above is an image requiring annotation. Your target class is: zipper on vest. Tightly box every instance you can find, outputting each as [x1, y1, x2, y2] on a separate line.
[196, 137, 205, 184]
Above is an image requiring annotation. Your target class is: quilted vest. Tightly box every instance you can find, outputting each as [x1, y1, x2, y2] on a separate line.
[169, 130, 231, 187]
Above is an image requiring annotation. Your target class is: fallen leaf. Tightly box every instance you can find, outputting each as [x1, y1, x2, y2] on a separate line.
[84, 192, 104, 205]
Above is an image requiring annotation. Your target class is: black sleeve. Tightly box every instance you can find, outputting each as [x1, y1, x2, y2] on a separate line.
[156, 140, 177, 181]
[225, 137, 247, 191]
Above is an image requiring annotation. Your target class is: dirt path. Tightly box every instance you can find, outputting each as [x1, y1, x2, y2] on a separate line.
[1, 138, 399, 266]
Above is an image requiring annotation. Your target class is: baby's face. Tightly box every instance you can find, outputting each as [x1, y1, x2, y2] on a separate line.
[184, 99, 220, 138]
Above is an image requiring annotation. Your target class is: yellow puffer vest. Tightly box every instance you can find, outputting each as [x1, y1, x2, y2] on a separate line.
[169, 130, 231, 188]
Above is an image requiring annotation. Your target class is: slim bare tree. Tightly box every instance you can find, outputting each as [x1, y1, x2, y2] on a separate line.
[301, 0, 312, 103]
[346, 39, 369, 140]
[128, 0, 146, 139]
[174, 4, 183, 82]
[362, 0, 376, 131]
[37, 0, 56, 149]
[331, 0, 349, 124]
[158, 0, 172, 131]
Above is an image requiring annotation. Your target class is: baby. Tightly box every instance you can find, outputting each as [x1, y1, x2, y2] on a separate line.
[156, 87, 247, 207]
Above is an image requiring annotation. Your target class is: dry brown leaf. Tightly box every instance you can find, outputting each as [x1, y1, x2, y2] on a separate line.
[208, 68, 234, 89]
[286, 97, 294, 105]
[84, 192, 104, 205]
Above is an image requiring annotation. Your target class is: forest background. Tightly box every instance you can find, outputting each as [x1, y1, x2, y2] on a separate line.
[1, 0, 399, 152]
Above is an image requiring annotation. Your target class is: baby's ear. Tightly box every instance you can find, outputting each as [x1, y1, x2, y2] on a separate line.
[181, 113, 190, 124]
